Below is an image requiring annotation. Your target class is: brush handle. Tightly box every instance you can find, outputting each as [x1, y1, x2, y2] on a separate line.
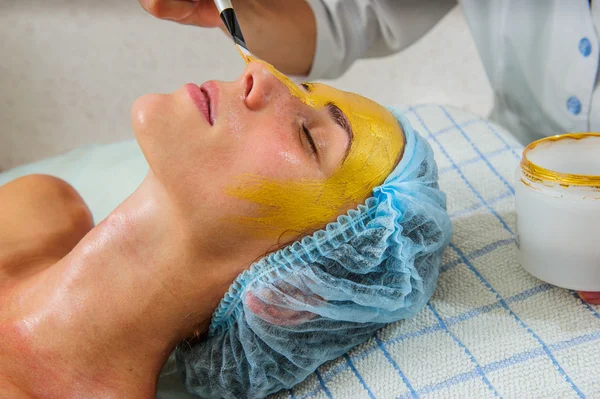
[213, 0, 249, 58]
[214, 0, 233, 13]
[214, 0, 247, 50]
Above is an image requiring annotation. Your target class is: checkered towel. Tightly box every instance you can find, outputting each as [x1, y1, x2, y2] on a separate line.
[269, 105, 600, 399]
[1, 105, 599, 399]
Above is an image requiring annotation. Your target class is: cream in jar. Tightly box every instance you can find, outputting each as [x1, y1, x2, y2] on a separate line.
[515, 133, 600, 291]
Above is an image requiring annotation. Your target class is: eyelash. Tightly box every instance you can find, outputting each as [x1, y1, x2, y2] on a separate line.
[302, 124, 318, 156]
[299, 83, 318, 159]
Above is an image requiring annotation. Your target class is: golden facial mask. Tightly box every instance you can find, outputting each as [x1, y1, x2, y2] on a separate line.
[228, 60, 405, 239]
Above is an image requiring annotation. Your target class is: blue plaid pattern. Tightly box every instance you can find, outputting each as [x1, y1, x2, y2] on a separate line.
[270, 105, 600, 399]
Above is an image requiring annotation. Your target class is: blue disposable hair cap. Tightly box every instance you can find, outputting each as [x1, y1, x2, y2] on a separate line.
[176, 108, 453, 399]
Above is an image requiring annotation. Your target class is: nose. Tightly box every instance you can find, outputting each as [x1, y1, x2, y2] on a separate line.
[241, 61, 291, 111]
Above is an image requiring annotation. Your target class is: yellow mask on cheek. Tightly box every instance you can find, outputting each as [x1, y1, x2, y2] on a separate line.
[228, 60, 405, 239]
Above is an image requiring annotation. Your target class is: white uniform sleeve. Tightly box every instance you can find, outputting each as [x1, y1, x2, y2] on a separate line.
[305, 0, 457, 79]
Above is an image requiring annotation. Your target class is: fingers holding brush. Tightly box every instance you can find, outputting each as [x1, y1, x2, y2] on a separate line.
[139, 0, 317, 75]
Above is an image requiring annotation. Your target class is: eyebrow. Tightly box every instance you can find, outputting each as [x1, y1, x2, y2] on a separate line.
[325, 102, 353, 162]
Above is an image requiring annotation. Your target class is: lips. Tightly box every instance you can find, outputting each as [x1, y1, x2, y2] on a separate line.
[186, 82, 216, 125]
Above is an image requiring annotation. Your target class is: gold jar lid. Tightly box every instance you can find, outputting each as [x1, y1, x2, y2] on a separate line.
[521, 133, 600, 187]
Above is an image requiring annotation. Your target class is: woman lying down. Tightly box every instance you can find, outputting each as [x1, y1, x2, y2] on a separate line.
[0, 60, 452, 399]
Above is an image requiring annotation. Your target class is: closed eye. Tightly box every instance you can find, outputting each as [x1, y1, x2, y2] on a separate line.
[302, 124, 318, 156]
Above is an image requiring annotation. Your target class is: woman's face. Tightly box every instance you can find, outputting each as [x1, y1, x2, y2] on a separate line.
[132, 61, 404, 244]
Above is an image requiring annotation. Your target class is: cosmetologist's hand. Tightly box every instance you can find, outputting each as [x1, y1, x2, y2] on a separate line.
[138, 0, 223, 28]
[138, 0, 316, 76]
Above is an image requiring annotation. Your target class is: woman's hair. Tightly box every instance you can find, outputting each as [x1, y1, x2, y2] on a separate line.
[176, 109, 452, 399]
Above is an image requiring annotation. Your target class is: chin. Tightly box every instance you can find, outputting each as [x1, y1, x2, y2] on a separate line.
[130, 93, 179, 174]
[131, 93, 166, 141]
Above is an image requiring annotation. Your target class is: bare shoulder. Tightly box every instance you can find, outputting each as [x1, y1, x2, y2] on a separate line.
[0, 174, 94, 281]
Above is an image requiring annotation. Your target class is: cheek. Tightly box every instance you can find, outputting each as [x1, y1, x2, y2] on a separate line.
[238, 124, 313, 182]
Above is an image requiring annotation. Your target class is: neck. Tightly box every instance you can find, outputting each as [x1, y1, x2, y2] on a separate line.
[4, 173, 252, 398]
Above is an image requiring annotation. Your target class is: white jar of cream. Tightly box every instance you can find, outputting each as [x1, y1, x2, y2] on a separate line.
[515, 133, 600, 291]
